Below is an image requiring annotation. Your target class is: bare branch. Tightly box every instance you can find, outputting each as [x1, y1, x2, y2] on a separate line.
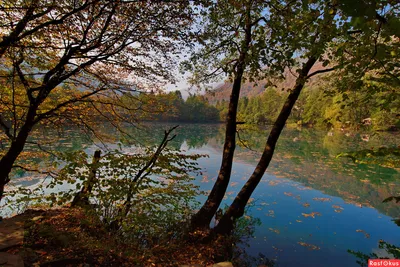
[306, 66, 337, 79]
[12, 164, 57, 177]
[236, 129, 256, 152]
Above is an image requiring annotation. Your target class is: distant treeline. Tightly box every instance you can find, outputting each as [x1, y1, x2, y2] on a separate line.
[215, 84, 400, 131]
[122, 84, 399, 130]
[122, 91, 220, 123]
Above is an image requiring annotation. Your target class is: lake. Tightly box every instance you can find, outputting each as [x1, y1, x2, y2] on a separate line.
[3, 123, 400, 266]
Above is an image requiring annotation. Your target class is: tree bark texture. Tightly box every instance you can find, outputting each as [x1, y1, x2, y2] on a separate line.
[0, 105, 37, 200]
[214, 56, 317, 235]
[71, 150, 102, 207]
[191, 12, 253, 230]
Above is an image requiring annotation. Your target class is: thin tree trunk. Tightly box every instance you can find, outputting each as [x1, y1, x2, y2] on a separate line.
[190, 73, 243, 229]
[190, 14, 253, 230]
[214, 56, 317, 235]
[71, 150, 102, 207]
[0, 106, 37, 200]
[108, 126, 178, 231]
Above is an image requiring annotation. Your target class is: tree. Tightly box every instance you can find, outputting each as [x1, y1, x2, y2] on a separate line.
[187, 0, 400, 233]
[0, 0, 197, 200]
[216, 0, 400, 234]
[186, 0, 338, 231]
[185, 0, 271, 229]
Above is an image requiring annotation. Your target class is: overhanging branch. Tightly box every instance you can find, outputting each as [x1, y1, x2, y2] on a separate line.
[306, 66, 337, 79]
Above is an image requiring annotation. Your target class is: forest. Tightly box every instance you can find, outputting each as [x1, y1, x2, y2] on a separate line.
[215, 81, 400, 130]
[0, 0, 399, 266]
[123, 90, 220, 123]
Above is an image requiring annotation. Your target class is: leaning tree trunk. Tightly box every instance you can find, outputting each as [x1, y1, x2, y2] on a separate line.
[190, 22, 253, 230]
[190, 72, 243, 229]
[108, 126, 178, 231]
[214, 56, 317, 235]
[0, 106, 37, 200]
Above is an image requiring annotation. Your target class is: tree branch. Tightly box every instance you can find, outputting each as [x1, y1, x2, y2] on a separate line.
[0, 1, 96, 58]
[34, 87, 108, 123]
[306, 66, 337, 79]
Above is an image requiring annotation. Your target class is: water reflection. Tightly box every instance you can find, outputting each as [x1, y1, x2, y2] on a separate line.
[5, 123, 400, 266]
[9, 123, 400, 218]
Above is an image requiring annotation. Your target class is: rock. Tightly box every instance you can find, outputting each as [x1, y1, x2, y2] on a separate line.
[0, 252, 24, 267]
[213, 262, 233, 267]
[0, 218, 25, 251]
[0, 211, 44, 251]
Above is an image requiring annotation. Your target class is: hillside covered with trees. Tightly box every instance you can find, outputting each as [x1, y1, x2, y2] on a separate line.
[214, 78, 400, 130]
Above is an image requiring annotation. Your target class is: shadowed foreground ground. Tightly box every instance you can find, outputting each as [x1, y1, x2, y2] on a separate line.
[0, 208, 238, 267]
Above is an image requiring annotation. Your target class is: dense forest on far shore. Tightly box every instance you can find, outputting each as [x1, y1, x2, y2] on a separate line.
[214, 81, 400, 131]
[141, 82, 400, 131]
[122, 90, 220, 123]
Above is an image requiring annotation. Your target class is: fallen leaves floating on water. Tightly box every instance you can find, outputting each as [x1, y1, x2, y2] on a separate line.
[297, 242, 321, 251]
[201, 175, 209, 183]
[332, 204, 344, 213]
[268, 228, 280, 234]
[283, 192, 301, 200]
[302, 203, 310, 207]
[266, 210, 275, 217]
[356, 229, 370, 239]
[272, 246, 283, 252]
[313, 197, 331, 202]
[302, 212, 321, 218]
[296, 186, 312, 191]
[269, 181, 279, 186]
[296, 220, 302, 223]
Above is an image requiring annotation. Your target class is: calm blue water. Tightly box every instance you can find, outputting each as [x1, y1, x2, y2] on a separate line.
[194, 150, 399, 266]
[180, 124, 400, 267]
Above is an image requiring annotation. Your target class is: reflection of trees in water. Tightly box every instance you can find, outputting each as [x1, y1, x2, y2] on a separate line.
[177, 124, 222, 149]
[9, 126, 94, 181]
[12, 124, 399, 218]
[209, 126, 400, 219]
[122, 123, 223, 150]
